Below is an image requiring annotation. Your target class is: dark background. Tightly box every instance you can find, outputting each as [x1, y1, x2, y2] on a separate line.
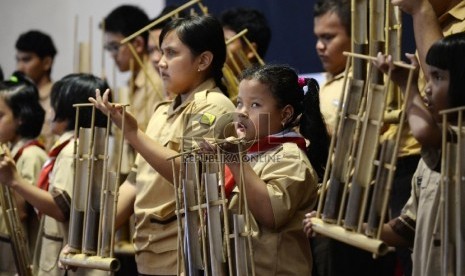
[167, 0, 416, 74]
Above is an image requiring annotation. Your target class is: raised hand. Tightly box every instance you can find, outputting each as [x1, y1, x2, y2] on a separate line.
[88, 88, 139, 138]
[373, 52, 419, 91]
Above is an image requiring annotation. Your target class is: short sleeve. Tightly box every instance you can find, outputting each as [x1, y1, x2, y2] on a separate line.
[259, 144, 318, 228]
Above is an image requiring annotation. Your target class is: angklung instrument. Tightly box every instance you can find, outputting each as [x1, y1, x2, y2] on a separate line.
[438, 106, 465, 276]
[0, 145, 33, 276]
[59, 103, 128, 271]
[222, 29, 265, 103]
[311, 0, 416, 257]
[167, 138, 255, 276]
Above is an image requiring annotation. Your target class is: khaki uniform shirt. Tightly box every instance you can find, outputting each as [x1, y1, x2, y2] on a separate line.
[320, 71, 345, 136]
[0, 139, 47, 274]
[229, 143, 318, 275]
[389, 148, 442, 276]
[130, 79, 235, 275]
[38, 132, 106, 276]
[115, 57, 164, 174]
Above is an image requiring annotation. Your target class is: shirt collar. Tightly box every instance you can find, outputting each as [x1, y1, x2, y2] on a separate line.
[167, 78, 217, 116]
[439, 1, 465, 25]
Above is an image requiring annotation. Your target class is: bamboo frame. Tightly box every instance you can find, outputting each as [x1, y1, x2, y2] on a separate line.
[313, 50, 416, 257]
[223, 29, 266, 102]
[0, 145, 32, 276]
[439, 106, 465, 276]
[60, 103, 128, 271]
[168, 138, 255, 275]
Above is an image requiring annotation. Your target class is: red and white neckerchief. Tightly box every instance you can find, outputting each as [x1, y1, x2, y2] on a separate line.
[224, 131, 307, 198]
[36, 138, 71, 192]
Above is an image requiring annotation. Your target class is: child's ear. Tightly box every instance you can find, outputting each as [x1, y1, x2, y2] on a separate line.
[281, 104, 294, 125]
[42, 56, 53, 72]
[198, 51, 213, 72]
[133, 36, 146, 55]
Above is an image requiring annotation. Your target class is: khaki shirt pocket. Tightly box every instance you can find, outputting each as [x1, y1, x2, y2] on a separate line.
[147, 220, 178, 254]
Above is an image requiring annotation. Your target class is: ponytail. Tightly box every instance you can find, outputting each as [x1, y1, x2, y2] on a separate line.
[299, 78, 330, 182]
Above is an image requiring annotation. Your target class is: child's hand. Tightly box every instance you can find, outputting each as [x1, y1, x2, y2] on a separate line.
[89, 89, 139, 138]
[303, 211, 318, 238]
[198, 137, 247, 155]
[58, 244, 78, 272]
[373, 52, 419, 91]
[391, 0, 425, 15]
[0, 145, 19, 187]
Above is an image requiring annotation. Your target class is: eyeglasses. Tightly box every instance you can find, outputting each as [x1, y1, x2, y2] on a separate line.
[104, 42, 122, 53]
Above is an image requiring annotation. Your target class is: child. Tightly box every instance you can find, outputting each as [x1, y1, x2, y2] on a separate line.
[15, 30, 58, 151]
[203, 64, 329, 274]
[305, 32, 465, 276]
[90, 15, 236, 275]
[0, 73, 109, 276]
[0, 72, 47, 275]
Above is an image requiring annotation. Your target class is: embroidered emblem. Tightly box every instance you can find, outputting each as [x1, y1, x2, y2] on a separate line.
[200, 113, 216, 126]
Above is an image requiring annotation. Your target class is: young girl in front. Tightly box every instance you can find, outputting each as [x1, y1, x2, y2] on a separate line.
[213, 64, 328, 274]
[374, 32, 465, 276]
[304, 32, 465, 276]
[0, 73, 109, 276]
[90, 15, 236, 275]
[0, 72, 47, 275]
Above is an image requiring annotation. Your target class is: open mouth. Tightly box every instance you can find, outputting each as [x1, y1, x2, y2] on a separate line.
[235, 121, 246, 132]
[423, 95, 432, 109]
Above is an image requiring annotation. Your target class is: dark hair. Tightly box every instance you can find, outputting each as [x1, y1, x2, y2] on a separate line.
[15, 30, 57, 59]
[426, 32, 465, 109]
[51, 73, 109, 131]
[313, 0, 351, 35]
[160, 15, 227, 95]
[150, 5, 186, 31]
[15, 30, 57, 76]
[0, 65, 4, 81]
[240, 64, 330, 181]
[219, 7, 271, 58]
[1, 71, 45, 138]
[103, 5, 150, 46]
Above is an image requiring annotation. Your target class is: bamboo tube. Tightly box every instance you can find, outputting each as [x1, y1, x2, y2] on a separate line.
[0, 146, 32, 276]
[59, 254, 120, 271]
[310, 217, 390, 256]
[216, 147, 233, 275]
[238, 144, 255, 276]
[126, 43, 160, 99]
